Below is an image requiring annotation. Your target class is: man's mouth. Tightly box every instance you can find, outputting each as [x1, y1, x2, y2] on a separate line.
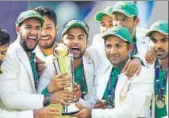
[155, 51, 165, 55]
[40, 36, 51, 41]
[70, 47, 80, 54]
[26, 36, 37, 46]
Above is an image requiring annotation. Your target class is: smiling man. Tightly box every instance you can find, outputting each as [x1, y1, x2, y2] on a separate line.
[75, 26, 154, 118]
[0, 10, 61, 118]
[38, 20, 101, 112]
[34, 6, 58, 63]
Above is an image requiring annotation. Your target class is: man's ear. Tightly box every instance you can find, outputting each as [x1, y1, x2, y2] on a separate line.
[129, 44, 134, 53]
[15, 26, 20, 33]
[135, 18, 140, 26]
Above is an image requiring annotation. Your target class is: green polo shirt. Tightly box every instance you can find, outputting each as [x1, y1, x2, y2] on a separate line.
[155, 67, 167, 118]
[103, 67, 121, 107]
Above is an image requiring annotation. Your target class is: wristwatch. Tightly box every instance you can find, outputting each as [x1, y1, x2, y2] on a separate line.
[44, 95, 51, 106]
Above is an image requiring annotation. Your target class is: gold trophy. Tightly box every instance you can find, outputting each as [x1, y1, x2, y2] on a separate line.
[53, 43, 79, 115]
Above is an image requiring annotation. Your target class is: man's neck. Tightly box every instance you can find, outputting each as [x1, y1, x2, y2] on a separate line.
[115, 57, 130, 72]
[132, 30, 136, 42]
[40, 46, 54, 56]
[73, 58, 82, 69]
[159, 57, 168, 70]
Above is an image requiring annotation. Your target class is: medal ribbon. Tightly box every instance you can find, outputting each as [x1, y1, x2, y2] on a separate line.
[155, 60, 168, 101]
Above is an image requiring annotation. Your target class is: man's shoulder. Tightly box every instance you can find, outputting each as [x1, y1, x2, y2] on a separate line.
[7, 41, 20, 55]
[132, 65, 154, 83]
[136, 27, 149, 38]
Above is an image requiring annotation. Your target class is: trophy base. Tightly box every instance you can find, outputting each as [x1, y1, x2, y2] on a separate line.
[62, 102, 80, 115]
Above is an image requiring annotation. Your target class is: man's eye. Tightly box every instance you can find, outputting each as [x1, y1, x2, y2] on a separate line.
[161, 38, 168, 43]
[116, 44, 121, 48]
[150, 38, 157, 43]
[0, 52, 7, 55]
[106, 44, 112, 49]
[25, 26, 31, 29]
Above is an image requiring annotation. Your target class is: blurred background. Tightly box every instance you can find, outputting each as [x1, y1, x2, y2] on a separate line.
[0, 1, 168, 44]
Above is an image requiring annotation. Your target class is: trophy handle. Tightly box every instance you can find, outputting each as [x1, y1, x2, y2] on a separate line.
[53, 58, 61, 74]
[69, 54, 75, 91]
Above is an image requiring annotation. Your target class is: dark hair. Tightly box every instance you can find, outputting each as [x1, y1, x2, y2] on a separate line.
[34, 6, 57, 26]
[0, 28, 10, 46]
[133, 16, 137, 21]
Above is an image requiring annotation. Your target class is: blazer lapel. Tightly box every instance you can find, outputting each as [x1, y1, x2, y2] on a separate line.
[16, 43, 36, 92]
[97, 65, 112, 100]
[83, 55, 94, 92]
[115, 73, 130, 106]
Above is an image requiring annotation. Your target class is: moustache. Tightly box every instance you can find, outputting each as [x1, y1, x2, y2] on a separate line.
[155, 48, 165, 52]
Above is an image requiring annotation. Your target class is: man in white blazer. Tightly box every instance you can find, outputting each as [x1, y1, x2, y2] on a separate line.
[146, 20, 168, 118]
[90, 6, 113, 64]
[75, 26, 154, 118]
[38, 20, 101, 109]
[111, 1, 151, 77]
[0, 27, 60, 118]
[0, 10, 76, 118]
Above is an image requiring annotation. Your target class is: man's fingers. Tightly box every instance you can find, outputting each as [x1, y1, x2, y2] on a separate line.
[60, 99, 69, 106]
[127, 65, 138, 77]
[36, 57, 45, 64]
[48, 109, 60, 116]
[122, 63, 128, 73]
[55, 73, 67, 78]
[136, 65, 141, 76]
[76, 103, 85, 110]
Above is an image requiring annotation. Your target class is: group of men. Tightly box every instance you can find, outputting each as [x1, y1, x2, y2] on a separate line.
[0, 1, 168, 118]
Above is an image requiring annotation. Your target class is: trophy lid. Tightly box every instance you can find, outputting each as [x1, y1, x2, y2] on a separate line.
[53, 43, 69, 56]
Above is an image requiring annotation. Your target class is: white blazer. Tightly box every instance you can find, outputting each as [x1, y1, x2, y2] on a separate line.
[90, 34, 110, 64]
[0, 39, 44, 112]
[38, 47, 101, 108]
[91, 61, 154, 118]
[134, 28, 150, 65]
[0, 108, 33, 118]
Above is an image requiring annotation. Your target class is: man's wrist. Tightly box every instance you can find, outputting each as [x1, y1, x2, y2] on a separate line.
[43, 95, 51, 106]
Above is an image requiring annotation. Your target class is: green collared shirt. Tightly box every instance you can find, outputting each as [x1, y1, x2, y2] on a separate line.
[155, 66, 168, 118]
[102, 67, 121, 107]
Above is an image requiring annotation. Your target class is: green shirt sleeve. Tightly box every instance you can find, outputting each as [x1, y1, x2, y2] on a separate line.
[41, 87, 50, 96]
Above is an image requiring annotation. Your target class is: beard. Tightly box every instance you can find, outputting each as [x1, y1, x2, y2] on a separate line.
[21, 39, 38, 52]
[19, 34, 39, 52]
[72, 50, 85, 59]
[40, 39, 56, 49]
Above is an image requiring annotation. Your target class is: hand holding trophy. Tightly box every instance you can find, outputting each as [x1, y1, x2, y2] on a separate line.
[53, 43, 80, 115]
